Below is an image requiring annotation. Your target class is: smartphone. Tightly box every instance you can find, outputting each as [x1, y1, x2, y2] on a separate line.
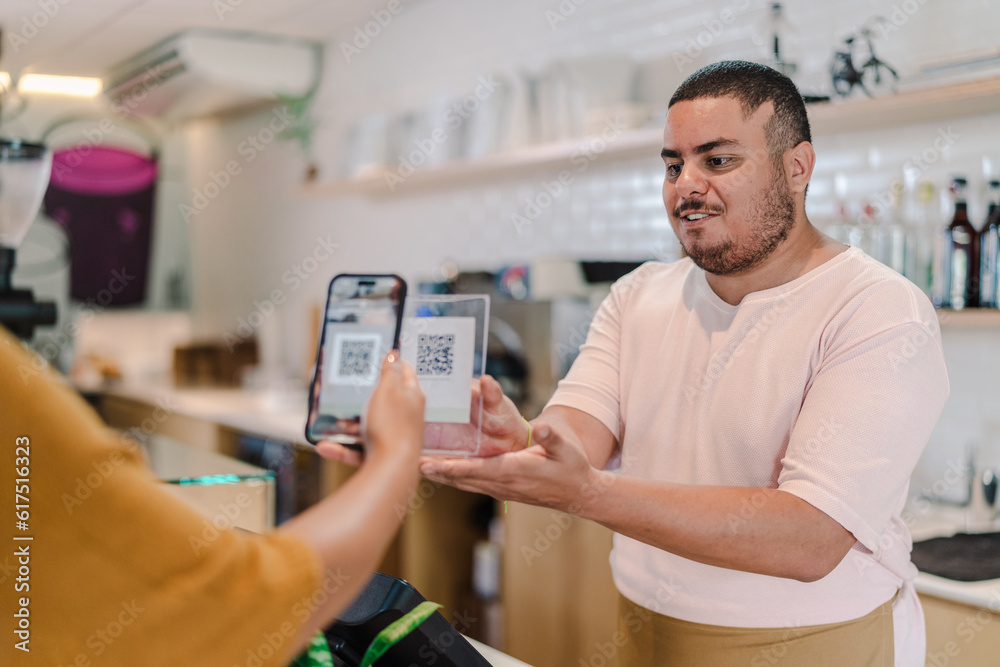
[305, 274, 407, 448]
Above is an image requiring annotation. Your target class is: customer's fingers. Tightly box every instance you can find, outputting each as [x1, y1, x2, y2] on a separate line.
[315, 441, 364, 467]
[380, 350, 422, 397]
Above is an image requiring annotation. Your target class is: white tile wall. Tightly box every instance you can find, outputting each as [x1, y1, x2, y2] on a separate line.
[178, 0, 1000, 476]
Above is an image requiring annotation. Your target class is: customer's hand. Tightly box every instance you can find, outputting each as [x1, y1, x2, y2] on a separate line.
[365, 352, 425, 461]
[316, 352, 425, 466]
[284, 352, 427, 652]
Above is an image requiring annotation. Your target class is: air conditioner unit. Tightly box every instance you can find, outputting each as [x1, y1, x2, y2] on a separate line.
[104, 29, 321, 120]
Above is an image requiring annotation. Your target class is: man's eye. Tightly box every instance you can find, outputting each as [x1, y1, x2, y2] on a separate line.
[708, 157, 732, 168]
[665, 163, 682, 179]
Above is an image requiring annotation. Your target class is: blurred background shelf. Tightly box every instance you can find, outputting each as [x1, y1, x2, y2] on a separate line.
[301, 75, 1000, 198]
[807, 75, 1000, 135]
[937, 309, 1000, 328]
[300, 128, 664, 197]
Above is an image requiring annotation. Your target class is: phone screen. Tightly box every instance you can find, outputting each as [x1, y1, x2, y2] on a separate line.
[305, 274, 406, 447]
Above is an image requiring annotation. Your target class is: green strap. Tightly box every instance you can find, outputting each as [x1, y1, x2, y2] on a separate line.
[290, 631, 335, 667]
[359, 601, 443, 667]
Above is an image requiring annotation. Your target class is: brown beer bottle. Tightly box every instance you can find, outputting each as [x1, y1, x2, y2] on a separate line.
[946, 177, 979, 309]
[980, 180, 1000, 308]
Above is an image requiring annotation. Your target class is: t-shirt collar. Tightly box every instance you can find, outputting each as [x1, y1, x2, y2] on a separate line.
[692, 245, 859, 311]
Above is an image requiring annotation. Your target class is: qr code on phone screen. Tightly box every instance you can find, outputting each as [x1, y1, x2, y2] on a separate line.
[417, 334, 455, 377]
[331, 333, 380, 384]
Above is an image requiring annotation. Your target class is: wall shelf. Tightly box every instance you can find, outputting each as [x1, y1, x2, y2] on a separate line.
[807, 75, 1000, 136]
[300, 75, 1000, 198]
[937, 308, 1000, 328]
[300, 127, 664, 197]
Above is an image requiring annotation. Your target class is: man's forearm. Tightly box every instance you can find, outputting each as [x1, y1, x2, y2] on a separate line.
[576, 470, 857, 582]
[419, 412, 855, 583]
[536, 405, 618, 469]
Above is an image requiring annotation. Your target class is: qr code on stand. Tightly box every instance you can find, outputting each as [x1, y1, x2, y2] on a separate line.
[417, 334, 455, 377]
[331, 333, 380, 385]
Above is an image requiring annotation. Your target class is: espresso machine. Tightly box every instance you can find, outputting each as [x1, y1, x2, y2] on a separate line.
[0, 138, 57, 339]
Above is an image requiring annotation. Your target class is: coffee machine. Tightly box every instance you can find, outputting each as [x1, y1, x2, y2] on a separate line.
[0, 139, 57, 339]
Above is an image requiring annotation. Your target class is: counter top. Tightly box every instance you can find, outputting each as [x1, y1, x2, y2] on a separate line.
[910, 505, 1000, 611]
[467, 638, 533, 666]
[80, 379, 311, 447]
[915, 572, 1000, 611]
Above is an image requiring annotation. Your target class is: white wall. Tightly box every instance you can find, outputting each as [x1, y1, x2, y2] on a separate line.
[917, 326, 1000, 498]
[178, 0, 1000, 479]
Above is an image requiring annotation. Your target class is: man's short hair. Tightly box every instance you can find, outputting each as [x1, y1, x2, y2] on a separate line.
[668, 60, 811, 160]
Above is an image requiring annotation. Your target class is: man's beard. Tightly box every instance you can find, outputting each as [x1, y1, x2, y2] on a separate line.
[679, 167, 797, 276]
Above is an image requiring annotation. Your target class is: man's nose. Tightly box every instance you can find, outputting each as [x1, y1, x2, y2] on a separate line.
[674, 164, 708, 198]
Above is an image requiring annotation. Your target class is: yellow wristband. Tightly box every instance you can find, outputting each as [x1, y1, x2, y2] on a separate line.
[506, 417, 533, 515]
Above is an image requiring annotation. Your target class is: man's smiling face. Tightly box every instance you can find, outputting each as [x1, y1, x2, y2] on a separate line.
[661, 95, 797, 276]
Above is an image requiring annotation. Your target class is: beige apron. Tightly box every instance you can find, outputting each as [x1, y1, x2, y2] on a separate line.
[613, 592, 895, 667]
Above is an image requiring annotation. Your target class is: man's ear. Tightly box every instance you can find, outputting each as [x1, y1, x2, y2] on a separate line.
[786, 141, 815, 195]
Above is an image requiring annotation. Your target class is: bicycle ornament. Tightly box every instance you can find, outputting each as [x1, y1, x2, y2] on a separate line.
[830, 17, 899, 98]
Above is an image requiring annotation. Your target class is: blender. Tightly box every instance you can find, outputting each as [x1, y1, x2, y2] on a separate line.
[0, 138, 57, 339]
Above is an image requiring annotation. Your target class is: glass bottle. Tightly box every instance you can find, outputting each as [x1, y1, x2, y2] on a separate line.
[917, 181, 947, 304]
[980, 179, 1000, 308]
[851, 200, 878, 258]
[901, 173, 920, 288]
[824, 196, 851, 244]
[903, 180, 937, 296]
[946, 177, 980, 310]
[877, 180, 907, 274]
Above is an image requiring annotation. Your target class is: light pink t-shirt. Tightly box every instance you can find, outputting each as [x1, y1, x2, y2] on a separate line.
[547, 246, 949, 666]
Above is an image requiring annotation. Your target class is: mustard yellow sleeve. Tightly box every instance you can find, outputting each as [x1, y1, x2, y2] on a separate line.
[0, 329, 324, 667]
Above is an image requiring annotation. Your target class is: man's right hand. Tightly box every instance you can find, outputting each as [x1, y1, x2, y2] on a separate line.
[424, 374, 530, 457]
[472, 374, 531, 456]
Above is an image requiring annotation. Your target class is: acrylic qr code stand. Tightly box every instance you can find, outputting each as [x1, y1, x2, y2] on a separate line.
[399, 294, 489, 458]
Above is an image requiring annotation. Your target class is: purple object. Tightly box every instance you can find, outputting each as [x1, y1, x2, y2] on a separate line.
[44, 146, 158, 306]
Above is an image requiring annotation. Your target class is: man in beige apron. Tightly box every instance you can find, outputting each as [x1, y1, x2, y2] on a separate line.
[412, 60, 948, 666]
